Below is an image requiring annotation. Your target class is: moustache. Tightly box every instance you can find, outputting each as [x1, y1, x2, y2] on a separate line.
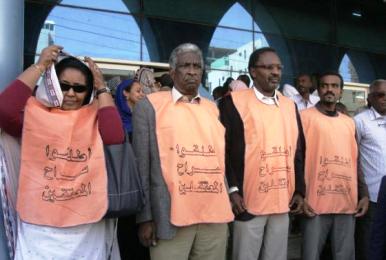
[323, 91, 335, 97]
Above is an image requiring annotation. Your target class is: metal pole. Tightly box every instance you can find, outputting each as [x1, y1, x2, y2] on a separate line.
[0, 0, 24, 91]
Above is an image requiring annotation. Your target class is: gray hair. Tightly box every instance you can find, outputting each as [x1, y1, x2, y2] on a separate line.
[369, 79, 386, 92]
[169, 43, 204, 70]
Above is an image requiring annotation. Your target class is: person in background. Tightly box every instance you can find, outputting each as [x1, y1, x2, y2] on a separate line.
[237, 74, 251, 88]
[294, 73, 320, 110]
[0, 45, 124, 259]
[301, 72, 369, 260]
[212, 86, 223, 101]
[135, 67, 159, 94]
[222, 77, 234, 97]
[115, 80, 145, 138]
[354, 79, 386, 260]
[229, 80, 248, 92]
[115, 79, 148, 260]
[158, 73, 174, 92]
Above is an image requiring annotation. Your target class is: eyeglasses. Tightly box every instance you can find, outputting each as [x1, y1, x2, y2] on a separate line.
[370, 92, 386, 99]
[60, 82, 88, 93]
[254, 64, 284, 71]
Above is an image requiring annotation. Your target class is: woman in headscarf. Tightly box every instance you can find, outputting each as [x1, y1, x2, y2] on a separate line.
[115, 79, 144, 138]
[135, 67, 159, 94]
[0, 45, 124, 259]
[115, 80, 149, 260]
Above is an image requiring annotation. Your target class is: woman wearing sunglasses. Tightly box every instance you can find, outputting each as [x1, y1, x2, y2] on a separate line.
[0, 45, 124, 259]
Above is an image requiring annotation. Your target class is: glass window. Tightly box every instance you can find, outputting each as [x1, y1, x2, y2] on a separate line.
[339, 54, 359, 83]
[341, 86, 368, 115]
[207, 27, 254, 92]
[218, 2, 253, 30]
[36, 0, 149, 62]
[206, 3, 261, 93]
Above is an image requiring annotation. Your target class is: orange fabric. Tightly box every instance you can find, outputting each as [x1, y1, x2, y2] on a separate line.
[17, 98, 108, 227]
[231, 89, 298, 215]
[147, 91, 234, 226]
[301, 107, 358, 214]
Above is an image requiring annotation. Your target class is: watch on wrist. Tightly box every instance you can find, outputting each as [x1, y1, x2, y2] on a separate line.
[95, 87, 111, 97]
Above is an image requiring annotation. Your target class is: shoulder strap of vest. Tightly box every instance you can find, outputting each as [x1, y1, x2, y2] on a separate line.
[147, 91, 172, 110]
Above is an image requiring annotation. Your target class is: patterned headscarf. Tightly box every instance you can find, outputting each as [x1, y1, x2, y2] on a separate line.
[135, 67, 156, 94]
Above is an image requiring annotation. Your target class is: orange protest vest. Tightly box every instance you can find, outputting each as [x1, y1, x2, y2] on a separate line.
[231, 89, 298, 215]
[301, 107, 358, 214]
[17, 98, 108, 227]
[147, 91, 234, 226]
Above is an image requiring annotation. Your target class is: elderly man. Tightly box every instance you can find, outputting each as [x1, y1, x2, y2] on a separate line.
[219, 47, 305, 260]
[301, 72, 369, 260]
[354, 79, 386, 260]
[132, 43, 233, 260]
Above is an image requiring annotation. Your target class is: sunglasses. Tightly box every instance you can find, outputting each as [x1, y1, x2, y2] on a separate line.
[370, 92, 386, 99]
[60, 82, 88, 93]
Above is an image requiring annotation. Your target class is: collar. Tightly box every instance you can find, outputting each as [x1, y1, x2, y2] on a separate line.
[172, 87, 201, 104]
[295, 94, 319, 104]
[253, 86, 279, 106]
[370, 107, 385, 121]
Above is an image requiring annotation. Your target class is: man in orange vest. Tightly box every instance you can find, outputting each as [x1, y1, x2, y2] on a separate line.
[132, 43, 234, 260]
[301, 72, 369, 260]
[220, 47, 305, 260]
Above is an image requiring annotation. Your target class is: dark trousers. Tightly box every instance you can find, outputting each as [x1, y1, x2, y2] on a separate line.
[117, 215, 150, 260]
[355, 202, 376, 260]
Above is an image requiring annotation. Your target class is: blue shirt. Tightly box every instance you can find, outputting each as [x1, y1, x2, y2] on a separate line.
[354, 107, 386, 202]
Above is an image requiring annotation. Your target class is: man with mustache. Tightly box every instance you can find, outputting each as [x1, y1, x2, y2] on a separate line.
[219, 47, 305, 260]
[293, 74, 320, 110]
[132, 43, 233, 260]
[354, 79, 386, 260]
[300, 72, 369, 260]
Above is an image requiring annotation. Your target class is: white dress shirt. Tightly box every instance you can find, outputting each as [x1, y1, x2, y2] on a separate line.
[253, 86, 280, 106]
[292, 94, 320, 111]
[172, 87, 200, 104]
[354, 107, 386, 202]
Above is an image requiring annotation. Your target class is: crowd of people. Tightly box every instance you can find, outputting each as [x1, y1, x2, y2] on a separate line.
[0, 43, 385, 260]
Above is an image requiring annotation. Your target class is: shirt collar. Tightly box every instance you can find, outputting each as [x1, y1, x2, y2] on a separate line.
[370, 107, 385, 121]
[253, 86, 279, 106]
[172, 87, 201, 104]
[294, 93, 319, 104]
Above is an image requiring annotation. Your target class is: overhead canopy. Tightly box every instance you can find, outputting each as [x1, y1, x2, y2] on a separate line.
[24, 0, 386, 82]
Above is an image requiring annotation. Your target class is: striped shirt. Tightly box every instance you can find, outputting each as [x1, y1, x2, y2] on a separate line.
[354, 107, 386, 202]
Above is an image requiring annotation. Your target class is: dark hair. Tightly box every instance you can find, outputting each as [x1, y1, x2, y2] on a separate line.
[237, 74, 251, 87]
[212, 86, 224, 99]
[369, 79, 386, 92]
[158, 73, 174, 88]
[55, 57, 94, 105]
[223, 77, 234, 91]
[317, 71, 344, 89]
[296, 73, 312, 81]
[248, 47, 277, 79]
